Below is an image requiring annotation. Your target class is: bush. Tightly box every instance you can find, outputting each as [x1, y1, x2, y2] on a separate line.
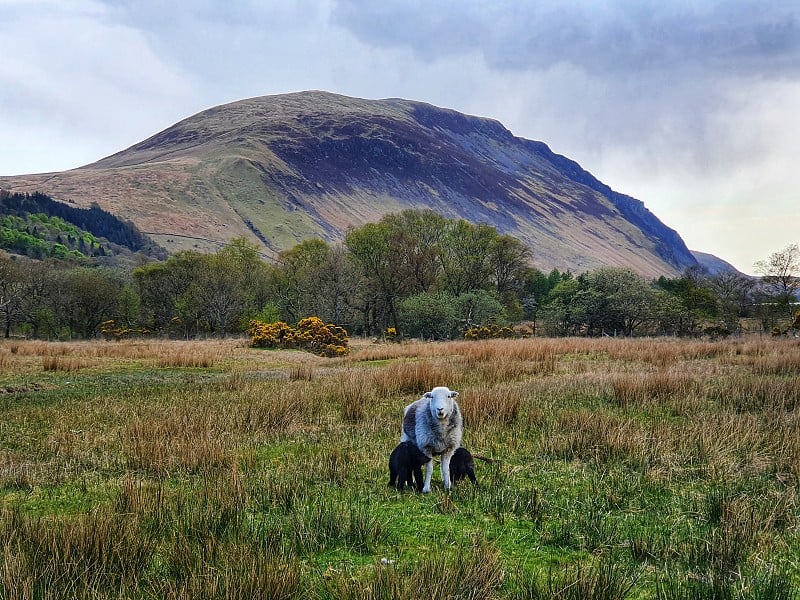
[398, 292, 459, 340]
[248, 320, 296, 348]
[249, 317, 349, 357]
[99, 320, 150, 341]
[464, 323, 517, 340]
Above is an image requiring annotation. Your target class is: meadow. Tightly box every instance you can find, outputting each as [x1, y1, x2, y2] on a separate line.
[1, 335, 799, 599]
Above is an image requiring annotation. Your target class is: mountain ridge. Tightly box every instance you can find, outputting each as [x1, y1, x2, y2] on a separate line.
[0, 91, 700, 276]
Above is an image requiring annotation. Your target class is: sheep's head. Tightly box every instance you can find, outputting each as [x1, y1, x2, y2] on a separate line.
[425, 386, 459, 420]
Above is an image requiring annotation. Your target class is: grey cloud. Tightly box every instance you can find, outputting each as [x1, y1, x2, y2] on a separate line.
[331, 0, 800, 77]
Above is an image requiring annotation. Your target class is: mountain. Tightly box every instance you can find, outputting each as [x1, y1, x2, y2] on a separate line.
[0, 91, 699, 276]
[691, 250, 743, 276]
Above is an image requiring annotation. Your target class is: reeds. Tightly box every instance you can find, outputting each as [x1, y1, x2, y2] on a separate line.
[120, 404, 231, 475]
[156, 349, 215, 368]
[42, 355, 94, 371]
[373, 359, 458, 395]
[709, 374, 800, 412]
[289, 362, 314, 381]
[0, 506, 155, 598]
[324, 537, 504, 600]
[460, 383, 522, 427]
[608, 371, 698, 409]
[513, 559, 636, 600]
[325, 369, 371, 423]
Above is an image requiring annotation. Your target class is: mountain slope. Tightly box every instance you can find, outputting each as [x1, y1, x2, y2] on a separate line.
[691, 250, 743, 276]
[0, 91, 698, 276]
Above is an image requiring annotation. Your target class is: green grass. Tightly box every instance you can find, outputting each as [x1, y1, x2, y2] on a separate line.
[1, 336, 799, 598]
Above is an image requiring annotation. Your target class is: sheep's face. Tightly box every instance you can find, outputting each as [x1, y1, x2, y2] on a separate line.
[425, 386, 459, 420]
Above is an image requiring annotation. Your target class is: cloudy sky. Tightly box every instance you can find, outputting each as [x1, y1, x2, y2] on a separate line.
[2, 0, 798, 274]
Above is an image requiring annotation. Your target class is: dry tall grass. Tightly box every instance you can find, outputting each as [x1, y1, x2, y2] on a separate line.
[460, 383, 522, 428]
[121, 404, 231, 476]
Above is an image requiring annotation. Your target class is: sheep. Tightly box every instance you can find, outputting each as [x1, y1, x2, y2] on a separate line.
[400, 386, 462, 493]
[449, 447, 477, 485]
[388, 441, 430, 491]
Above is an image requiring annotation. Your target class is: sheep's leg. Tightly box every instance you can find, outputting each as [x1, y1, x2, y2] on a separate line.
[412, 465, 424, 492]
[468, 468, 478, 486]
[441, 452, 453, 491]
[422, 460, 434, 493]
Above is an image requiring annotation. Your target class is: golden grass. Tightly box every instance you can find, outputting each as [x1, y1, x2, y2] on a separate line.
[289, 363, 314, 381]
[42, 355, 96, 372]
[460, 383, 522, 428]
[372, 359, 459, 396]
[608, 371, 699, 409]
[121, 403, 231, 476]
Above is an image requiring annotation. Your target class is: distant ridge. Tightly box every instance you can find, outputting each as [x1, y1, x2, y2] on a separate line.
[0, 91, 701, 276]
[691, 250, 746, 276]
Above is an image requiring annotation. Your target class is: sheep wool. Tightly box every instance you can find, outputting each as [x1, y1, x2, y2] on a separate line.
[400, 386, 463, 492]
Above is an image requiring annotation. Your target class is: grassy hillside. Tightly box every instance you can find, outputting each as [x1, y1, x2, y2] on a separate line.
[1, 336, 799, 598]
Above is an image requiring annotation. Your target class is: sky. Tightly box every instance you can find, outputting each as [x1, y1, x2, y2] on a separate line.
[2, 0, 799, 275]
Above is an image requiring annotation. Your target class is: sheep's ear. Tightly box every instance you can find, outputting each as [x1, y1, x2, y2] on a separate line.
[449, 391, 459, 398]
[424, 392, 433, 398]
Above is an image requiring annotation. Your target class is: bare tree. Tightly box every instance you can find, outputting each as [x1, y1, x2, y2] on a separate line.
[708, 269, 755, 332]
[754, 243, 800, 317]
[0, 254, 23, 338]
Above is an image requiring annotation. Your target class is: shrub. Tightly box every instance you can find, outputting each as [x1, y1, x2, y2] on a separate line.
[99, 319, 150, 341]
[464, 323, 517, 340]
[398, 292, 459, 340]
[248, 321, 297, 349]
[249, 317, 349, 357]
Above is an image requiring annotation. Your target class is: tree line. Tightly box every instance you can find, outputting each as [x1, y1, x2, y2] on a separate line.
[0, 209, 797, 340]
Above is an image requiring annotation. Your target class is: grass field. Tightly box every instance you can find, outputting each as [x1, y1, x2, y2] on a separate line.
[1, 335, 799, 599]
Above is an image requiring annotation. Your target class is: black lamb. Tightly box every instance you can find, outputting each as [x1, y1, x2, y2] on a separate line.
[449, 447, 477, 485]
[388, 441, 430, 491]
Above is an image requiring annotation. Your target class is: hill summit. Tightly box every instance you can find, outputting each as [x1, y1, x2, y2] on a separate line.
[0, 91, 698, 276]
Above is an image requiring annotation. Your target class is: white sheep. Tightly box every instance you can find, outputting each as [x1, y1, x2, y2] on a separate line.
[400, 386, 463, 493]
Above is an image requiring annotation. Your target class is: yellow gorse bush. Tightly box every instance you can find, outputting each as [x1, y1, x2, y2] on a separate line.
[249, 317, 349, 357]
[99, 320, 151, 341]
[463, 324, 517, 341]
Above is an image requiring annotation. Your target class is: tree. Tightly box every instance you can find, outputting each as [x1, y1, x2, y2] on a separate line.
[754, 243, 800, 318]
[539, 278, 582, 335]
[708, 269, 755, 333]
[455, 290, 508, 329]
[310, 245, 363, 328]
[345, 221, 407, 333]
[438, 220, 495, 296]
[134, 251, 207, 335]
[14, 259, 61, 338]
[202, 239, 272, 336]
[656, 271, 720, 336]
[487, 234, 530, 306]
[275, 239, 334, 322]
[194, 253, 242, 337]
[382, 210, 446, 295]
[582, 267, 659, 336]
[116, 285, 142, 328]
[398, 292, 459, 340]
[0, 253, 23, 338]
[59, 267, 124, 338]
